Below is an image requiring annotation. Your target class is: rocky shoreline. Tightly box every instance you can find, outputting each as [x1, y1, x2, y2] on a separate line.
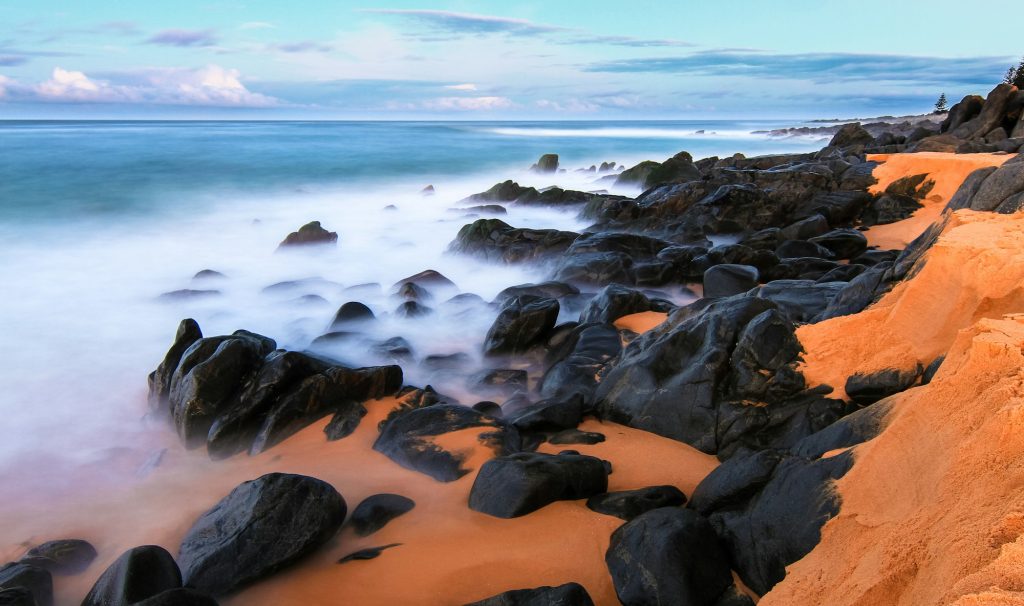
[3, 83, 1024, 606]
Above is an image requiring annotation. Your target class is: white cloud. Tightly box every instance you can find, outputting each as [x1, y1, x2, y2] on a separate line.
[422, 95, 513, 110]
[4, 66, 280, 107]
[444, 83, 477, 91]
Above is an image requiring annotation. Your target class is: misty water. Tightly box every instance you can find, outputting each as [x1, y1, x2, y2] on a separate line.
[0, 119, 827, 475]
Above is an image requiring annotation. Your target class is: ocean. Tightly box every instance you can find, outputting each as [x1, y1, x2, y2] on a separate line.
[0, 119, 827, 470]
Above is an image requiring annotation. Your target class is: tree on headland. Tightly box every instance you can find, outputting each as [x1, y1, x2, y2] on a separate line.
[934, 93, 948, 113]
[1004, 57, 1024, 88]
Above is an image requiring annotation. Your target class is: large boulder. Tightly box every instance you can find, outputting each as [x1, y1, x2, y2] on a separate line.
[178, 473, 346, 596]
[147, 319, 203, 413]
[808, 228, 868, 259]
[940, 94, 985, 133]
[552, 252, 635, 286]
[586, 485, 687, 521]
[469, 451, 609, 518]
[703, 265, 758, 298]
[465, 583, 594, 606]
[82, 546, 181, 606]
[538, 324, 621, 402]
[750, 280, 845, 324]
[532, 154, 559, 173]
[374, 404, 519, 482]
[449, 219, 579, 264]
[483, 296, 560, 357]
[277, 221, 337, 248]
[20, 539, 97, 575]
[578, 284, 651, 324]
[952, 83, 1018, 140]
[605, 507, 733, 606]
[828, 123, 874, 149]
[963, 161, 1024, 211]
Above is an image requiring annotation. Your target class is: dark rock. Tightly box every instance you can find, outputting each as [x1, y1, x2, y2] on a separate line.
[336, 544, 401, 564]
[20, 539, 97, 575]
[0, 564, 50, 606]
[465, 583, 595, 606]
[178, 473, 346, 596]
[548, 429, 605, 445]
[952, 84, 1017, 140]
[845, 367, 921, 404]
[469, 369, 529, 397]
[374, 404, 518, 482]
[483, 296, 560, 357]
[469, 451, 608, 518]
[922, 356, 944, 385]
[133, 588, 219, 606]
[940, 94, 984, 133]
[323, 400, 368, 441]
[330, 302, 375, 328]
[828, 123, 874, 148]
[884, 173, 934, 199]
[395, 300, 434, 318]
[277, 221, 337, 248]
[578, 284, 651, 324]
[552, 252, 634, 286]
[605, 507, 732, 606]
[794, 190, 872, 225]
[532, 154, 559, 173]
[494, 282, 580, 305]
[450, 219, 579, 264]
[774, 240, 835, 260]
[809, 228, 868, 259]
[511, 394, 585, 433]
[148, 319, 203, 413]
[422, 353, 473, 372]
[371, 336, 415, 362]
[966, 162, 1024, 211]
[473, 401, 503, 417]
[816, 264, 866, 283]
[791, 401, 892, 459]
[779, 214, 829, 240]
[81, 546, 180, 606]
[703, 264, 758, 298]
[458, 204, 507, 215]
[395, 281, 432, 302]
[751, 280, 844, 324]
[0, 587, 36, 606]
[713, 587, 755, 606]
[350, 494, 415, 536]
[818, 262, 891, 320]
[694, 451, 854, 594]
[395, 269, 457, 290]
[586, 486, 687, 521]
[539, 324, 621, 402]
[727, 309, 803, 402]
[860, 194, 923, 226]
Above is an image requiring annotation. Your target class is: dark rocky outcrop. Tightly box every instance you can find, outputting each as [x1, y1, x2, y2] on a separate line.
[148, 319, 203, 413]
[703, 264, 758, 298]
[605, 507, 733, 606]
[469, 451, 609, 518]
[82, 546, 181, 606]
[578, 284, 651, 325]
[374, 403, 519, 482]
[845, 367, 921, 404]
[330, 302, 375, 328]
[465, 583, 595, 606]
[828, 123, 874, 149]
[178, 473, 346, 596]
[450, 219, 579, 264]
[538, 324, 621, 402]
[20, 539, 97, 575]
[532, 154, 559, 173]
[483, 296, 560, 357]
[586, 485, 687, 521]
[277, 221, 337, 248]
[349, 494, 415, 537]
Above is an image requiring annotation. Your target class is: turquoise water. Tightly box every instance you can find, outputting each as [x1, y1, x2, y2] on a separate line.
[0, 120, 826, 467]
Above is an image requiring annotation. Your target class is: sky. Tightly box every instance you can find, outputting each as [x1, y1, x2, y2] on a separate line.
[0, 0, 1020, 120]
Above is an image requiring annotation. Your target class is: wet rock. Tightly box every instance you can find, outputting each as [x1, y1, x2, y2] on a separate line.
[552, 252, 634, 286]
[0, 564, 50, 606]
[81, 546, 180, 606]
[780, 214, 830, 241]
[816, 264, 865, 283]
[828, 123, 874, 149]
[727, 309, 804, 402]
[548, 429, 605, 445]
[860, 194, 922, 226]
[0, 587, 36, 606]
[578, 284, 651, 324]
[169, 333, 275, 449]
[510, 394, 585, 433]
[394, 269, 457, 291]
[158, 289, 221, 302]
[538, 324, 621, 402]
[422, 352, 473, 372]
[323, 400, 368, 441]
[469, 369, 529, 397]
[148, 319, 203, 413]
[483, 296, 560, 357]
[494, 282, 580, 305]
[179, 473, 346, 596]
[350, 494, 416, 537]
[371, 336, 415, 362]
[884, 173, 934, 199]
[20, 539, 97, 575]
[703, 264, 759, 298]
[692, 451, 854, 594]
[396, 300, 434, 318]
[450, 219, 579, 264]
[845, 367, 921, 405]
[586, 485, 687, 521]
[751, 280, 845, 324]
[374, 404, 518, 482]
[532, 154, 559, 173]
[809, 228, 868, 259]
[469, 451, 609, 518]
[818, 262, 892, 320]
[458, 204, 507, 215]
[922, 355, 944, 385]
[605, 507, 732, 606]
[277, 221, 337, 248]
[774, 240, 835, 260]
[330, 302, 375, 328]
[133, 588, 219, 606]
[465, 583, 595, 606]
[337, 544, 401, 564]
[395, 281, 433, 302]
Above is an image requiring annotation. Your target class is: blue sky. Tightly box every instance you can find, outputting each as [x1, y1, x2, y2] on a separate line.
[0, 0, 1020, 119]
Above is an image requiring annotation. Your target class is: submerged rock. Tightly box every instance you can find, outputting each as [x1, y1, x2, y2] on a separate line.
[20, 539, 97, 575]
[350, 494, 415, 537]
[483, 296, 560, 357]
[179, 473, 346, 596]
[277, 221, 337, 248]
[469, 451, 609, 518]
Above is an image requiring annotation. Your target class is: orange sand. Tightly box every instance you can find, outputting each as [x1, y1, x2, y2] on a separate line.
[614, 311, 668, 335]
[0, 398, 717, 605]
[762, 314, 1024, 605]
[798, 209, 1024, 399]
[863, 152, 1012, 250]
